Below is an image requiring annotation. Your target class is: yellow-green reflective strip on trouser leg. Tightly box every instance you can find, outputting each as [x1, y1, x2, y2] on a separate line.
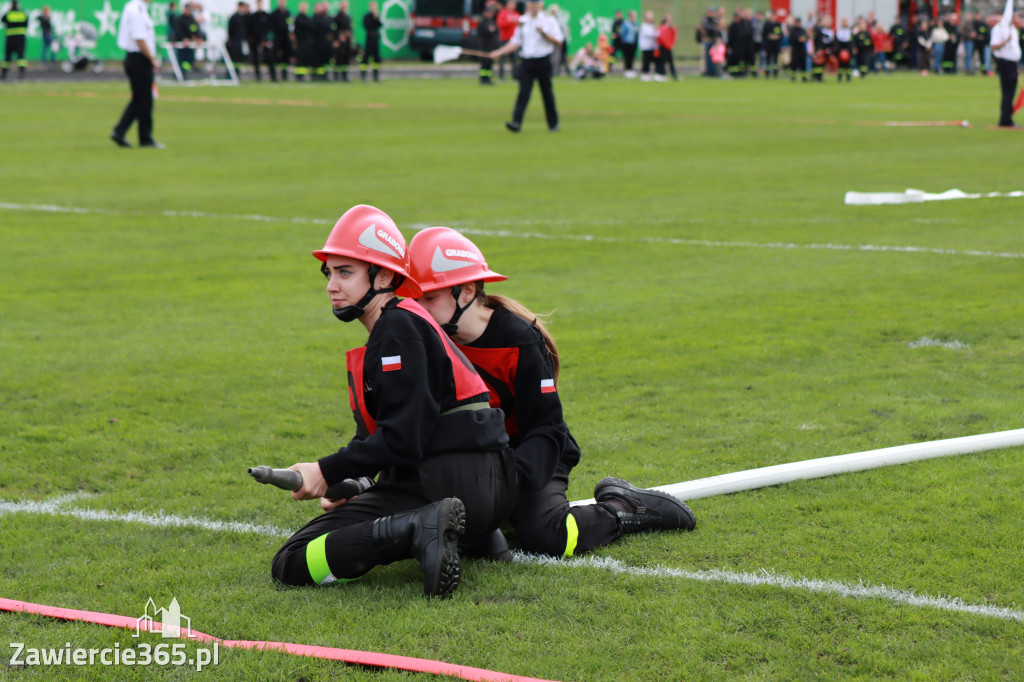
[563, 513, 579, 557]
[305, 533, 361, 585]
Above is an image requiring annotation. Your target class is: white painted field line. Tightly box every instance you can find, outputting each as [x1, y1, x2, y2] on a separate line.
[2, 491, 1022, 623]
[517, 555, 1024, 623]
[0, 493, 291, 539]
[3, 201, 1023, 260]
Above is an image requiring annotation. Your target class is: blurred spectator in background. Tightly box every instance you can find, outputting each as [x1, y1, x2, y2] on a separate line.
[751, 9, 764, 74]
[620, 9, 637, 77]
[496, 0, 519, 79]
[962, 11, 977, 73]
[940, 13, 958, 72]
[176, 2, 204, 78]
[763, 9, 783, 78]
[699, 6, 720, 77]
[361, 0, 381, 81]
[638, 9, 657, 80]
[657, 14, 677, 80]
[227, 1, 249, 64]
[974, 11, 991, 74]
[854, 17, 873, 76]
[788, 15, 807, 80]
[333, 0, 354, 80]
[1, 0, 28, 80]
[311, 0, 332, 80]
[569, 41, 604, 79]
[247, 0, 273, 80]
[548, 5, 570, 76]
[167, 0, 181, 42]
[477, 1, 499, 84]
[293, 0, 311, 80]
[269, 0, 292, 80]
[870, 18, 889, 72]
[39, 5, 56, 65]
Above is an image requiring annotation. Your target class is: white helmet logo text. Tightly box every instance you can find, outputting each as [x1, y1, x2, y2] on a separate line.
[431, 246, 477, 273]
[358, 223, 404, 258]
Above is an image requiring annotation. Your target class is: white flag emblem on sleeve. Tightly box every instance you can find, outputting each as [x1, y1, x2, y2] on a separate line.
[540, 378, 556, 394]
[382, 355, 402, 372]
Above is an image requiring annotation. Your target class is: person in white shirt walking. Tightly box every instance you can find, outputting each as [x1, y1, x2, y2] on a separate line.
[111, 0, 164, 148]
[990, 0, 1021, 128]
[489, 0, 564, 133]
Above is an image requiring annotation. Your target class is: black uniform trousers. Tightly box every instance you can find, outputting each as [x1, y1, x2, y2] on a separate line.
[3, 35, 26, 66]
[272, 450, 518, 585]
[996, 57, 1018, 127]
[512, 56, 558, 129]
[509, 458, 619, 557]
[113, 52, 155, 144]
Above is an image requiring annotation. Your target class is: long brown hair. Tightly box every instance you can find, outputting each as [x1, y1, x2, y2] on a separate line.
[483, 293, 560, 383]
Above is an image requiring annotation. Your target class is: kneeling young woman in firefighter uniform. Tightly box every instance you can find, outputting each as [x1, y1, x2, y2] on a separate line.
[271, 206, 518, 598]
[407, 227, 696, 559]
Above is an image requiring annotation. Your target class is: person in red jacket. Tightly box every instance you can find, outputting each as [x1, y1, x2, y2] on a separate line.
[407, 227, 697, 559]
[495, 0, 521, 80]
[656, 14, 678, 80]
[270, 206, 518, 598]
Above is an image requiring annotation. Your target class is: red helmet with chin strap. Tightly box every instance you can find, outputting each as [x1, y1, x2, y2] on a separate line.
[407, 227, 507, 293]
[313, 204, 422, 298]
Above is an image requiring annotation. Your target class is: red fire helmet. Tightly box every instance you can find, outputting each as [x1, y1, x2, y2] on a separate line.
[407, 227, 508, 293]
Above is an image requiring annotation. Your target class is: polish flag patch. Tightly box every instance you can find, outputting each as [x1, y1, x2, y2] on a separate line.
[540, 379, 556, 394]
[381, 355, 402, 372]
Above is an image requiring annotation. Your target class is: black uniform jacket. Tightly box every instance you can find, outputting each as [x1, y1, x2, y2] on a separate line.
[458, 307, 581, 492]
[318, 298, 508, 485]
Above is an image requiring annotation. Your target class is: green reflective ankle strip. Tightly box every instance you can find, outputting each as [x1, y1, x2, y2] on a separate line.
[306, 533, 336, 585]
[563, 513, 579, 557]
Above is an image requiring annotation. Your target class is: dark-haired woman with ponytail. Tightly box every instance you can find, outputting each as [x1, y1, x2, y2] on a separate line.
[408, 227, 696, 559]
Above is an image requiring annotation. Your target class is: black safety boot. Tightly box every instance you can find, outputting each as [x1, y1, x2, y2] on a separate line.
[594, 477, 696, 535]
[459, 528, 512, 562]
[371, 498, 466, 598]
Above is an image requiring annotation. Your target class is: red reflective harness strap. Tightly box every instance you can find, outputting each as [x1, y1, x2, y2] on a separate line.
[346, 346, 378, 435]
[397, 299, 488, 401]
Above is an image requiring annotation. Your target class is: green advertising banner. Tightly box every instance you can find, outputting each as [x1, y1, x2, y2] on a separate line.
[1, 0, 635, 62]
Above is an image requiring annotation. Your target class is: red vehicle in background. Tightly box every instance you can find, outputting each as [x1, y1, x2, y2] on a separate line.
[410, 0, 503, 59]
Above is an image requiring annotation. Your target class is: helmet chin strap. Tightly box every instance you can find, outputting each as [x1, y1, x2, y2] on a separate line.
[324, 263, 403, 323]
[441, 285, 473, 335]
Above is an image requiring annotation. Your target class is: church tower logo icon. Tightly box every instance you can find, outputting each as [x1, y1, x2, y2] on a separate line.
[134, 597, 195, 639]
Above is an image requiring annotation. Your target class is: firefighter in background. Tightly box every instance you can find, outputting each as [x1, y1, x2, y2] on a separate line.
[247, 0, 274, 81]
[834, 16, 853, 81]
[788, 16, 808, 81]
[477, 2, 500, 85]
[176, 2, 204, 78]
[226, 1, 249, 66]
[292, 1, 312, 80]
[331, 0, 353, 81]
[726, 9, 753, 77]
[811, 14, 833, 81]
[269, 0, 292, 80]
[854, 17, 873, 77]
[407, 228, 696, 561]
[311, 0, 332, 80]
[1, 0, 28, 81]
[762, 9, 783, 78]
[361, 0, 382, 81]
[889, 18, 908, 69]
[270, 206, 518, 598]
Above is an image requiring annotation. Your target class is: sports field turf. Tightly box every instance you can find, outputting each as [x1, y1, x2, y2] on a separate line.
[1, 72, 1022, 680]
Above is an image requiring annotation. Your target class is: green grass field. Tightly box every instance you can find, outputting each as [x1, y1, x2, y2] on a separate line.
[2, 72, 1023, 681]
